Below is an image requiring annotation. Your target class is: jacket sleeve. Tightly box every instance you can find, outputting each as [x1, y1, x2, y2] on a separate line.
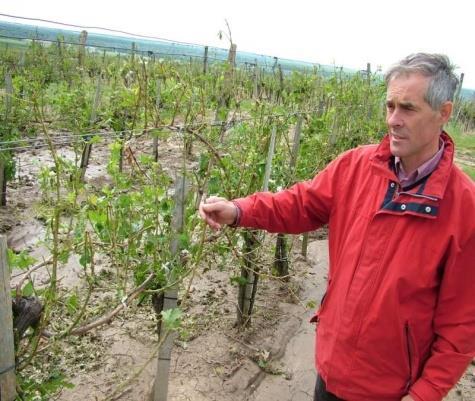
[233, 151, 347, 234]
[410, 231, 475, 401]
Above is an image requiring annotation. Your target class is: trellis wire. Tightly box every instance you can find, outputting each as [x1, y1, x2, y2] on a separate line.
[0, 13, 317, 72]
[0, 103, 369, 153]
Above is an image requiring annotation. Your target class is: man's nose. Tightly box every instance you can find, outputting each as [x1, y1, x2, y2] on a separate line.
[387, 110, 403, 127]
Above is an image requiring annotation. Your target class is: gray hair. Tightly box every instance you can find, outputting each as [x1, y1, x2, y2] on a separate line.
[385, 53, 459, 110]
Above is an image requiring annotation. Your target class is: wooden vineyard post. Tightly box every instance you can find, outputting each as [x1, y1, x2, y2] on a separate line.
[1, 72, 13, 206]
[237, 231, 258, 327]
[291, 115, 310, 258]
[329, 113, 338, 147]
[203, 46, 209, 74]
[0, 159, 5, 207]
[237, 125, 277, 327]
[275, 116, 303, 276]
[151, 175, 186, 401]
[455, 72, 464, 100]
[184, 94, 195, 157]
[366, 63, 372, 120]
[219, 43, 237, 105]
[454, 72, 465, 122]
[0, 236, 17, 401]
[270, 57, 278, 101]
[80, 76, 102, 181]
[215, 43, 237, 139]
[78, 30, 88, 66]
[131, 42, 137, 64]
[56, 37, 63, 58]
[274, 234, 288, 277]
[228, 43, 237, 66]
[142, 59, 149, 132]
[153, 79, 162, 162]
[262, 125, 277, 193]
[19, 51, 25, 68]
[289, 116, 303, 173]
[4, 72, 12, 118]
[277, 64, 284, 103]
[253, 59, 260, 99]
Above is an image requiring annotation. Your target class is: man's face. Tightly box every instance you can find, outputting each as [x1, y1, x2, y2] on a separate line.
[385, 73, 451, 172]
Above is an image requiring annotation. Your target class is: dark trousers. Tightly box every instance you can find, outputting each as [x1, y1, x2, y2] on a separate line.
[314, 375, 345, 401]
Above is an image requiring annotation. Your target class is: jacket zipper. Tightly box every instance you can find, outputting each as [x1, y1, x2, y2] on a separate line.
[397, 191, 439, 202]
[405, 322, 413, 391]
[314, 285, 330, 323]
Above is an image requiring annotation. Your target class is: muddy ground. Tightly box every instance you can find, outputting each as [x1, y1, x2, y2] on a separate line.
[2, 133, 474, 401]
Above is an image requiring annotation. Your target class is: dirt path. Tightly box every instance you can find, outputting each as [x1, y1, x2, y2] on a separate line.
[247, 240, 327, 401]
[164, 241, 324, 401]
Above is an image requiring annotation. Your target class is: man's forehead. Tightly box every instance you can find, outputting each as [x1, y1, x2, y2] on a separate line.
[386, 73, 429, 101]
[387, 72, 429, 88]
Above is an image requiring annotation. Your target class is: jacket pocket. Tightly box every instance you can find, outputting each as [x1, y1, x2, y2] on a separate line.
[310, 280, 331, 324]
[404, 322, 419, 391]
[310, 292, 326, 323]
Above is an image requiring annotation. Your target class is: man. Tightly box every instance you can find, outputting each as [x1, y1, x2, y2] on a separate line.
[199, 53, 475, 401]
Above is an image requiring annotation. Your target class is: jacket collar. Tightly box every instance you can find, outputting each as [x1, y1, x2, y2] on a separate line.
[370, 131, 454, 200]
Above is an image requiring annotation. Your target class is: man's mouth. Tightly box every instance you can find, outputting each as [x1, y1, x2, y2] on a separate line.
[391, 133, 407, 141]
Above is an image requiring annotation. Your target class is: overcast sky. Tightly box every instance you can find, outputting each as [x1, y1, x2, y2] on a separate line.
[1, 0, 474, 88]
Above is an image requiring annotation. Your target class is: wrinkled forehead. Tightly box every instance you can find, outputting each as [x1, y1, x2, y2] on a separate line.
[386, 72, 430, 101]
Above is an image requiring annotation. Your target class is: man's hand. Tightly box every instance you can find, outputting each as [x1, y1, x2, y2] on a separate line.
[401, 395, 414, 401]
[199, 196, 237, 230]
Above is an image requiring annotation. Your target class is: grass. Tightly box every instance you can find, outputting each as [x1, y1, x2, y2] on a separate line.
[447, 123, 475, 154]
[447, 122, 475, 180]
[462, 165, 475, 180]
[1, 37, 29, 50]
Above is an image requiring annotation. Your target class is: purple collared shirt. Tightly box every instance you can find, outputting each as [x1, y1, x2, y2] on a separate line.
[394, 138, 445, 188]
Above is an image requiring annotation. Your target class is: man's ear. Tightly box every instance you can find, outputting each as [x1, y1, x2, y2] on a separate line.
[439, 101, 453, 125]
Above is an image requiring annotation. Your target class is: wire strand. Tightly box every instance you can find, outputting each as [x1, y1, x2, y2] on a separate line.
[0, 12, 212, 48]
[0, 13, 323, 70]
[0, 33, 228, 62]
[0, 104, 369, 152]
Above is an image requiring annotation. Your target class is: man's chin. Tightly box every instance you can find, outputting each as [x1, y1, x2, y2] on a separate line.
[389, 142, 404, 157]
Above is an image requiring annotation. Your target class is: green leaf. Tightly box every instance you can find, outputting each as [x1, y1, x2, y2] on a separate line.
[22, 281, 34, 297]
[230, 275, 248, 286]
[88, 210, 107, 234]
[178, 233, 190, 250]
[89, 135, 102, 144]
[43, 371, 74, 393]
[88, 194, 98, 206]
[198, 153, 210, 174]
[66, 293, 79, 314]
[58, 249, 71, 264]
[118, 193, 132, 208]
[79, 247, 92, 267]
[161, 308, 183, 331]
[306, 300, 317, 309]
[7, 249, 37, 271]
[207, 176, 220, 195]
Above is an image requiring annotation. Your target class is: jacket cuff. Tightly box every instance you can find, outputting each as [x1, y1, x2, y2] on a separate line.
[409, 378, 443, 401]
[228, 201, 242, 227]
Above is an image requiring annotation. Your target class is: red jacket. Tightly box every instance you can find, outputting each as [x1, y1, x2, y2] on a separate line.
[234, 133, 475, 401]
